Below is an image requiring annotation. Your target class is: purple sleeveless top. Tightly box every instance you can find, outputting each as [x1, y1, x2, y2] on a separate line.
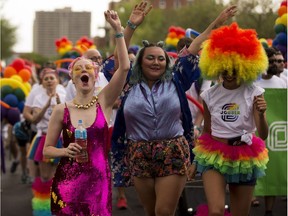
[51, 103, 111, 216]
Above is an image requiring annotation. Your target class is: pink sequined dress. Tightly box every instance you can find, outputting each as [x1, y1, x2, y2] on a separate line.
[51, 103, 111, 216]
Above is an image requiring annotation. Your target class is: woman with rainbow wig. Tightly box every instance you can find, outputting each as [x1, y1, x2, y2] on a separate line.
[191, 22, 269, 216]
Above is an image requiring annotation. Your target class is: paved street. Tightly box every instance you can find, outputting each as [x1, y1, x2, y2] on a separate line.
[1, 154, 287, 216]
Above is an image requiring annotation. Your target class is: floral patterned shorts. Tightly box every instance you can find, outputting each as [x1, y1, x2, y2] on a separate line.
[127, 136, 190, 178]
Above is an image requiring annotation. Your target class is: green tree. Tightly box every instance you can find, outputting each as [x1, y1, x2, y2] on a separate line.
[19, 52, 50, 67]
[230, 0, 278, 39]
[1, 18, 17, 60]
[114, 0, 278, 47]
[115, 0, 227, 46]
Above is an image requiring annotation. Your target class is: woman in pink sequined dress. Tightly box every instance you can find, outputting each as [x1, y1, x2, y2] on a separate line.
[43, 10, 130, 216]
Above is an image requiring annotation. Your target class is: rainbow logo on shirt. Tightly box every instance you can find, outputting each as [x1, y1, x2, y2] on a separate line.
[220, 103, 240, 122]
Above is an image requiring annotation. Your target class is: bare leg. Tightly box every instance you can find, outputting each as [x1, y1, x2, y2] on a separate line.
[7, 125, 18, 160]
[27, 159, 39, 179]
[116, 187, 128, 209]
[117, 187, 126, 199]
[202, 170, 226, 216]
[133, 177, 156, 216]
[154, 175, 187, 216]
[19, 145, 28, 174]
[8, 126, 19, 173]
[265, 196, 276, 215]
[229, 184, 254, 216]
[39, 162, 56, 182]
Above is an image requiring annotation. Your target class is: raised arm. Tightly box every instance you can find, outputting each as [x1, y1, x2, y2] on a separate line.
[188, 5, 237, 55]
[99, 10, 130, 110]
[123, 0, 152, 49]
[31, 95, 53, 124]
[114, 0, 152, 69]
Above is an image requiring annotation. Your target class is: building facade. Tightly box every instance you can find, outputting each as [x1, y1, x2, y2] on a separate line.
[33, 7, 91, 57]
[151, 0, 194, 9]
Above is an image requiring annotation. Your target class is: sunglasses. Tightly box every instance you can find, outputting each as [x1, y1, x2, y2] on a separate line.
[269, 59, 285, 64]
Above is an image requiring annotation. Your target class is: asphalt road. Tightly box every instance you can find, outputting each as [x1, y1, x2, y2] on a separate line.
[1, 154, 287, 216]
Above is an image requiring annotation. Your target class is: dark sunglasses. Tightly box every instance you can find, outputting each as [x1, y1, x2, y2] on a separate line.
[269, 59, 285, 64]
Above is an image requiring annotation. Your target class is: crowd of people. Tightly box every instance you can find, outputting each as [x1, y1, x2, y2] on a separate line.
[1, 1, 287, 216]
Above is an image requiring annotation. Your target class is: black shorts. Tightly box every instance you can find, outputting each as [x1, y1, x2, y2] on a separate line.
[29, 131, 37, 143]
[229, 178, 257, 186]
[16, 139, 28, 147]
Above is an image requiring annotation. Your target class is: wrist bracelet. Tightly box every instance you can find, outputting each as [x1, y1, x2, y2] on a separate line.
[115, 32, 124, 38]
[127, 20, 137, 30]
[194, 125, 201, 131]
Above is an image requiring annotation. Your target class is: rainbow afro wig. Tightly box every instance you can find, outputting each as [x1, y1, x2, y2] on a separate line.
[199, 22, 268, 83]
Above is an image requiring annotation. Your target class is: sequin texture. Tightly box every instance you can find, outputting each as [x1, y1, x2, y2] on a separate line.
[51, 105, 111, 216]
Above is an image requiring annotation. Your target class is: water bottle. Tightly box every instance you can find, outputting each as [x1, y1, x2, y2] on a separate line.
[75, 119, 88, 163]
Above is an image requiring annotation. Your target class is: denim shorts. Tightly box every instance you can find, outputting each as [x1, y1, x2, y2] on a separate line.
[229, 178, 257, 186]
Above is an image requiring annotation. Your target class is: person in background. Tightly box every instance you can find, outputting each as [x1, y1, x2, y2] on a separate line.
[255, 47, 287, 89]
[26, 68, 65, 216]
[273, 48, 287, 86]
[191, 21, 269, 216]
[13, 119, 32, 183]
[43, 10, 130, 215]
[128, 47, 137, 63]
[111, 5, 236, 216]
[254, 46, 287, 216]
[23, 66, 66, 180]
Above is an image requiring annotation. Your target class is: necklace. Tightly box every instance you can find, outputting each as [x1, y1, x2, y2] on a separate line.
[73, 96, 98, 109]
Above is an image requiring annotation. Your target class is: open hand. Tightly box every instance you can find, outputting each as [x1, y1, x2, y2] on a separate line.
[129, 0, 152, 26]
[187, 163, 197, 181]
[214, 5, 237, 28]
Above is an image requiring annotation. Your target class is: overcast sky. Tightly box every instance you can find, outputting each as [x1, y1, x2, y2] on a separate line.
[1, 0, 116, 53]
[1, 0, 284, 53]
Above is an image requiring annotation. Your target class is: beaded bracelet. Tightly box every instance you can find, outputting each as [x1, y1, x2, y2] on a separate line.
[194, 125, 201, 132]
[127, 20, 137, 30]
[115, 32, 124, 38]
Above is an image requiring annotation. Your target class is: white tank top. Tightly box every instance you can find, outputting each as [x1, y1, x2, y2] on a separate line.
[201, 83, 264, 138]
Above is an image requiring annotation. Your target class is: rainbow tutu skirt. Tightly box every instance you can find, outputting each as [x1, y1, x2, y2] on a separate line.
[193, 133, 269, 183]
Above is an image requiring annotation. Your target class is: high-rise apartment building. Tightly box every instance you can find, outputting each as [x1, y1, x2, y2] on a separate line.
[33, 7, 91, 57]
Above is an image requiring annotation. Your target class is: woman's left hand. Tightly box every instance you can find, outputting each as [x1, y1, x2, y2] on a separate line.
[214, 5, 237, 28]
[254, 95, 267, 114]
[187, 163, 197, 181]
[128, 0, 152, 26]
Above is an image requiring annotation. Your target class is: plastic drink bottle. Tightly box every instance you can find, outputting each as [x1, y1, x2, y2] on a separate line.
[75, 119, 88, 163]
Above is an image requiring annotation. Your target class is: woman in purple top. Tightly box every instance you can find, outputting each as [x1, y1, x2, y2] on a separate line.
[111, 5, 237, 216]
[42, 10, 130, 216]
